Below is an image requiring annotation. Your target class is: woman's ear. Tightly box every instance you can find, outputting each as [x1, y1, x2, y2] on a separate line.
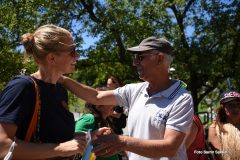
[46, 53, 56, 64]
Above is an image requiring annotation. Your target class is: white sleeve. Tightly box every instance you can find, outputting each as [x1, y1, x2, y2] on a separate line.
[113, 85, 131, 108]
[113, 83, 146, 108]
[166, 93, 194, 133]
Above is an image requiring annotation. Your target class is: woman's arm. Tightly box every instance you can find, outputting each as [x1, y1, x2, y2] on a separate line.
[208, 123, 222, 150]
[0, 122, 86, 159]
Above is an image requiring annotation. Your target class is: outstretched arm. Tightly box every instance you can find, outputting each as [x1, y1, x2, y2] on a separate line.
[60, 76, 117, 106]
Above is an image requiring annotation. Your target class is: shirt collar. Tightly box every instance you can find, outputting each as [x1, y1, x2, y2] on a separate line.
[145, 80, 184, 99]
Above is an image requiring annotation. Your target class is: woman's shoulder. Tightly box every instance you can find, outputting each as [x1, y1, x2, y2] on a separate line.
[8, 75, 34, 87]
[2, 75, 34, 94]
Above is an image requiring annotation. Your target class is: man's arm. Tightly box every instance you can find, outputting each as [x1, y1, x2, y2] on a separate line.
[94, 128, 185, 158]
[60, 76, 117, 106]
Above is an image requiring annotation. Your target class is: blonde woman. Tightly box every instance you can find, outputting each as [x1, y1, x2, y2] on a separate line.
[0, 24, 86, 159]
[208, 90, 240, 160]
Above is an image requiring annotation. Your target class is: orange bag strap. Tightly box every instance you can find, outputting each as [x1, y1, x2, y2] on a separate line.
[25, 77, 40, 142]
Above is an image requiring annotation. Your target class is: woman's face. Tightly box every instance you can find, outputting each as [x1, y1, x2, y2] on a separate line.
[53, 38, 80, 74]
[107, 78, 119, 89]
[224, 102, 240, 123]
[96, 105, 115, 119]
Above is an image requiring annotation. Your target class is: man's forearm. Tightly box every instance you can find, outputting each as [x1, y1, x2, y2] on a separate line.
[123, 136, 179, 158]
[94, 129, 184, 158]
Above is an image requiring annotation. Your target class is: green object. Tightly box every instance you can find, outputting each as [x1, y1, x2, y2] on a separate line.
[75, 114, 119, 160]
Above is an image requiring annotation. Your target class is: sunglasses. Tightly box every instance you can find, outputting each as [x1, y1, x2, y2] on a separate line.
[59, 41, 78, 57]
[132, 53, 159, 61]
[69, 48, 78, 57]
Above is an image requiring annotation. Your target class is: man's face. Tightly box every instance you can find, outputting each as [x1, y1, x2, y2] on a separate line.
[132, 50, 160, 80]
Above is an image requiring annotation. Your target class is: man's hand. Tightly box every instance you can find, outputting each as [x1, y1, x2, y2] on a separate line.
[57, 76, 67, 84]
[93, 134, 127, 157]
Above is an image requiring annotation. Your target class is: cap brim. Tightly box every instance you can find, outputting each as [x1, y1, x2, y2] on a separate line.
[127, 46, 155, 53]
[221, 98, 240, 104]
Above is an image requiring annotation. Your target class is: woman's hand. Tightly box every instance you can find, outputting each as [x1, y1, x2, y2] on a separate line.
[55, 138, 87, 157]
[91, 127, 112, 140]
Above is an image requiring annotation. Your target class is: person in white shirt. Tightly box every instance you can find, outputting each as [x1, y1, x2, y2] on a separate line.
[60, 36, 194, 160]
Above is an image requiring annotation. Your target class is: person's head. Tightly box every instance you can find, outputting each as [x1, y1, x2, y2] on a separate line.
[106, 75, 121, 89]
[111, 106, 124, 118]
[127, 36, 173, 81]
[216, 90, 240, 125]
[21, 24, 79, 74]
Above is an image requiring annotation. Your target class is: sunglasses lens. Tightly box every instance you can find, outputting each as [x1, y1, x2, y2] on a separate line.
[132, 54, 140, 60]
[70, 48, 78, 57]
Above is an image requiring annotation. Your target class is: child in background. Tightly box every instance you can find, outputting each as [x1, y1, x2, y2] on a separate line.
[75, 87, 119, 160]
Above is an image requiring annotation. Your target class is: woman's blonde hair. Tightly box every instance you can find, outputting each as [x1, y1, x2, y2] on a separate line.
[21, 24, 74, 61]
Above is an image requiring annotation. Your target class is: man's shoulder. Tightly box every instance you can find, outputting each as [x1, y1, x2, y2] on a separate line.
[120, 82, 148, 96]
[165, 80, 190, 100]
[122, 81, 148, 90]
[125, 81, 147, 87]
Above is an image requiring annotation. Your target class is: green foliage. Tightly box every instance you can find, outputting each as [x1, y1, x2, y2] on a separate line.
[0, 49, 23, 91]
[0, 0, 239, 112]
[68, 91, 86, 113]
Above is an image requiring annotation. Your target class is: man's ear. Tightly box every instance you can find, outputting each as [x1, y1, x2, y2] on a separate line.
[157, 54, 164, 65]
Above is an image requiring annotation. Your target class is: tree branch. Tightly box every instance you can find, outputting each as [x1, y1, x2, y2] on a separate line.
[168, 4, 189, 48]
[80, 0, 126, 62]
[230, 30, 240, 64]
[183, 0, 195, 17]
[80, 0, 101, 23]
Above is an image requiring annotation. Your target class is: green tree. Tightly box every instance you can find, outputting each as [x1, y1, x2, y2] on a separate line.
[71, 0, 240, 111]
[0, 0, 41, 90]
[0, 0, 239, 112]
